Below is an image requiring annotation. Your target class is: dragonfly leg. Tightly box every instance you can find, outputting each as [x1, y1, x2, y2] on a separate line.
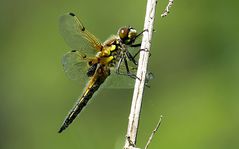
[130, 43, 141, 47]
[135, 29, 148, 39]
[115, 55, 123, 74]
[116, 56, 152, 88]
[126, 50, 138, 65]
[123, 57, 140, 80]
[133, 48, 151, 59]
[115, 55, 139, 80]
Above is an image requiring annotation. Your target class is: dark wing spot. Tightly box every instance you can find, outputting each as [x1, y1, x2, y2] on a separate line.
[69, 12, 75, 16]
[81, 27, 85, 31]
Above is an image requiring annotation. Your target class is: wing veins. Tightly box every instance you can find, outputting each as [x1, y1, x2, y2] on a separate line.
[72, 14, 102, 51]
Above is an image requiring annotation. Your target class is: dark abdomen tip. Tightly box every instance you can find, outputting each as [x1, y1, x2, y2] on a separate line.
[58, 123, 68, 133]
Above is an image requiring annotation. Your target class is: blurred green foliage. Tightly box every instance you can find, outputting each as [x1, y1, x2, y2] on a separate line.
[0, 0, 238, 149]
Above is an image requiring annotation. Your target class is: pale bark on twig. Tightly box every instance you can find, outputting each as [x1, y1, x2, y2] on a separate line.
[124, 0, 158, 148]
[161, 0, 174, 17]
[144, 116, 163, 149]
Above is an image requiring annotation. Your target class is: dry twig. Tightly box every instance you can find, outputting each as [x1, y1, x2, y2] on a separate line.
[144, 116, 163, 149]
[124, 0, 158, 148]
[161, 0, 174, 17]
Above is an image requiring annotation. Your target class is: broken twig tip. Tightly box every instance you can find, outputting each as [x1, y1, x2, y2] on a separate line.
[144, 116, 163, 149]
[161, 0, 174, 17]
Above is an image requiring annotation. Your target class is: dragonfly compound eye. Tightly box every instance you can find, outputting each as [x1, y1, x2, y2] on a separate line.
[118, 27, 129, 40]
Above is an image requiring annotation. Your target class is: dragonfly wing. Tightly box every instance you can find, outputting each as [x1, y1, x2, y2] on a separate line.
[104, 57, 137, 89]
[62, 50, 89, 83]
[104, 46, 153, 89]
[104, 73, 136, 89]
[105, 62, 153, 89]
[59, 13, 102, 56]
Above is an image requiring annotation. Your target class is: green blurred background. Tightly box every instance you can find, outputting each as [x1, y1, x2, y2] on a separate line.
[0, 0, 238, 149]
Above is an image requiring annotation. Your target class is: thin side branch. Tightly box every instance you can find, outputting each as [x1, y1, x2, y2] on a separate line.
[161, 0, 174, 17]
[124, 0, 158, 149]
[144, 116, 163, 149]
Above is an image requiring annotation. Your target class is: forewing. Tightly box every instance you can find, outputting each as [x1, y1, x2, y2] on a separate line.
[62, 50, 89, 83]
[59, 13, 102, 56]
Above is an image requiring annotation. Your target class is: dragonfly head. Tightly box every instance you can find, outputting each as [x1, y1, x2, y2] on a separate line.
[118, 26, 137, 45]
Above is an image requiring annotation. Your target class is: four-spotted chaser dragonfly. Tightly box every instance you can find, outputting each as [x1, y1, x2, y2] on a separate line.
[58, 12, 145, 133]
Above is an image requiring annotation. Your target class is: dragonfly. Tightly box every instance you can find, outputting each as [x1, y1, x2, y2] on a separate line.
[58, 12, 146, 133]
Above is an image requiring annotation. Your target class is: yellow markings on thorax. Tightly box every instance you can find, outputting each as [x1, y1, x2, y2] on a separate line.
[101, 45, 116, 57]
[100, 56, 114, 65]
[98, 44, 116, 65]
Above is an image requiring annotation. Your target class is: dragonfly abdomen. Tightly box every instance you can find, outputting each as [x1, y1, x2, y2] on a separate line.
[58, 66, 109, 133]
